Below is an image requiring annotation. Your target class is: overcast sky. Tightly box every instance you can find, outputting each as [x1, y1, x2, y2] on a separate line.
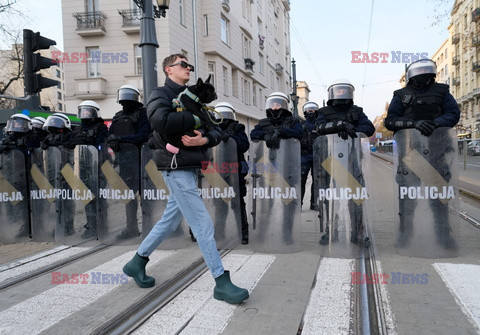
[3, 0, 454, 121]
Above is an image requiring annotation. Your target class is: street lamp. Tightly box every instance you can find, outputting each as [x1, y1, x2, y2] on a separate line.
[290, 58, 298, 118]
[133, 0, 170, 104]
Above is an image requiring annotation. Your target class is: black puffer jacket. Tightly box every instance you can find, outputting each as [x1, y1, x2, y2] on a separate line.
[147, 77, 221, 170]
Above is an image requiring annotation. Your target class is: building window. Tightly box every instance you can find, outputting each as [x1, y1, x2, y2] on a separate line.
[86, 47, 100, 78]
[204, 14, 208, 36]
[57, 92, 62, 100]
[270, 70, 274, 89]
[222, 66, 228, 96]
[56, 69, 61, 78]
[57, 102, 63, 111]
[253, 84, 257, 106]
[242, 0, 252, 22]
[134, 44, 142, 75]
[232, 69, 239, 97]
[242, 34, 251, 59]
[85, 0, 99, 12]
[259, 87, 263, 109]
[259, 53, 264, 74]
[207, 62, 216, 89]
[179, 0, 185, 26]
[242, 78, 251, 105]
[221, 15, 229, 45]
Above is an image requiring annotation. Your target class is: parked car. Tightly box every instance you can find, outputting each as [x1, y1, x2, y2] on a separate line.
[467, 141, 480, 156]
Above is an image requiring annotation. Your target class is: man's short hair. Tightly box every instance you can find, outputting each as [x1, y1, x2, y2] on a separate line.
[162, 53, 188, 77]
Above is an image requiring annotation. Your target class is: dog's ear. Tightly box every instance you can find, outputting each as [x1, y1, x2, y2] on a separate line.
[205, 74, 212, 84]
[196, 77, 204, 88]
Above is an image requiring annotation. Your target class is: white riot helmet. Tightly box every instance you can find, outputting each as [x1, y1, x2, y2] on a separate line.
[327, 79, 354, 105]
[78, 100, 100, 120]
[117, 85, 141, 104]
[214, 102, 236, 121]
[303, 101, 319, 112]
[405, 58, 437, 85]
[265, 91, 290, 119]
[43, 113, 71, 132]
[5, 114, 32, 133]
[31, 117, 46, 129]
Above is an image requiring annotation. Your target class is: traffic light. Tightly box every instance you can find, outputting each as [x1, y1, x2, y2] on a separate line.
[23, 29, 59, 95]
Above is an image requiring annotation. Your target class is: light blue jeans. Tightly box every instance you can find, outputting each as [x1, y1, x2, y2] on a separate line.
[137, 168, 224, 278]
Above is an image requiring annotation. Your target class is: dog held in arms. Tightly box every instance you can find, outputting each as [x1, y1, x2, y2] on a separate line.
[166, 75, 218, 149]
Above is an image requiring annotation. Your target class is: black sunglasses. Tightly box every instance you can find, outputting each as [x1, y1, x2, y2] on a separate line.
[169, 60, 194, 72]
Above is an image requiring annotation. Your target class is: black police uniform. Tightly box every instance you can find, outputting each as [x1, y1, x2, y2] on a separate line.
[300, 114, 319, 210]
[66, 118, 109, 239]
[107, 104, 151, 239]
[219, 119, 250, 244]
[384, 82, 460, 249]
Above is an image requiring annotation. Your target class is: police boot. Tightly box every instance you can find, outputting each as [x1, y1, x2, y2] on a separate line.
[434, 220, 457, 250]
[319, 226, 338, 245]
[117, 205, 140, 240]
[213, 271, 249, 304]
[81, 218, 97, 239]
[396, 212, 413, 248]
[123, 253, 155, 288]
[240, 201, 249, 245]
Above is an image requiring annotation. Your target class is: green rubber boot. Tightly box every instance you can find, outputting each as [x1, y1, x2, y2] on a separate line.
[213, 271, 249, 304]
[123, 253, 155, 288]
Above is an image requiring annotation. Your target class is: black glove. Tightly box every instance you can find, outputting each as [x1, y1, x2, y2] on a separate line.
[106, 134, 121, 151]
[266, 132, 280, 149]
[1, 137, 11, 146]
[338, 131, 349, 140]
[343, 121, 358, 139]
[221, 133, 230, 143]
[414, 120, 436, 137]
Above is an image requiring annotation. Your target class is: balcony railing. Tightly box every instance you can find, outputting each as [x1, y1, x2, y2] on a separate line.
[473, 7, 480, 22]
[73, 11, 106, 36]
[473, 35, 480, 47]
[452, 77, 460, 86]
[118, 9, 141, 33]
[452, 55, 460, 65]
[258, 34, 265, 49]
[244, 58, 255, 72]
[452, 33, 460, 44]
[222, 0, 230, 12]
[275, 63, 283, 74]
[473, 61, 480, 72]
[74, 77, 107, 99]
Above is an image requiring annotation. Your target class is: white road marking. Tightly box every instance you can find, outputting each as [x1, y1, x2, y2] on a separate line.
[0, 246, 88, 284]
[301, 258, 354, 335]
[0, 246, 71, 272]
[0, 250, 174, 335]
[134, 253, 275, 335]
[433, 263, 480, 331]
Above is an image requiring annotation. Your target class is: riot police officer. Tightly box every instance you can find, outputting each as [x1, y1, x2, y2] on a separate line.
[384, 59, 460, 249]
[300, 101, 320, 210]
[316, 79, 374, 245]
[215, 102, 250, 244]
[66, 100, 109, 239]
[106, 85, 151, 239]
[0, 114, 40, 154]
[250, 92, 303, 146]
[31, 117, 48, 143]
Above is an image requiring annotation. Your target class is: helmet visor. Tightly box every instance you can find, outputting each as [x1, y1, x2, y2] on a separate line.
[117, 88, 140, 103]
[215, 110, 236, 121]
[78, 106, 98, 120]
[43, 116, 66, 130]
[265, 97, 289, 111]
[6, 118, 31, 133]
[406, 59, 436, 82]
[328, 84, 354, 101]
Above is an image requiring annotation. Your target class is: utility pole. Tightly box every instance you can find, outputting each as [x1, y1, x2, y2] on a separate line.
[291, 58, 298, 118]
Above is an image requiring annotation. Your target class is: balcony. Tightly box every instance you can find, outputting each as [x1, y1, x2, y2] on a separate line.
[275, 63, 283, 74]
[222, 0, 230, 12]
[473, 88, 480, 97]
[452, 76, 460, 86]
[452, 55, 460, 65]
[118, 9, 141, 34]
[244, 58, 255, 75]
[74, 77, 107, 99]
[452, 33, 460, 44]
[258, 34, 265, 49]
[73, 11, 106, 37]
[473, 61, 480, 72]
[473, 7, 480, 22]
[473, 35, 480, 47]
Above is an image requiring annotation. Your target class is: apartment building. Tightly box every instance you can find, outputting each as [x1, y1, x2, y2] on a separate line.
[61, 0, 293, 132]
[432, 38, 451, 86]
[449, 0, 480, 138]
[0, 45, 66, 112]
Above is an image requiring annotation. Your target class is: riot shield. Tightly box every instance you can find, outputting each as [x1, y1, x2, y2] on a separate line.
[55, 145, 99, 244]
[141, 145, 190, 249]
[393, 128, 459, 257]
[0, 149, 30, 243]
[98, 144, 141, 245]
[249, 138, 301, 253]
[200, 138, 242, 249]
[29, 147, 61, 242]
[313, 134, 372, 258]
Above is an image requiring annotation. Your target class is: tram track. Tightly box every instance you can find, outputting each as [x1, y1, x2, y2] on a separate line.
[0, 243, 110, 292]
